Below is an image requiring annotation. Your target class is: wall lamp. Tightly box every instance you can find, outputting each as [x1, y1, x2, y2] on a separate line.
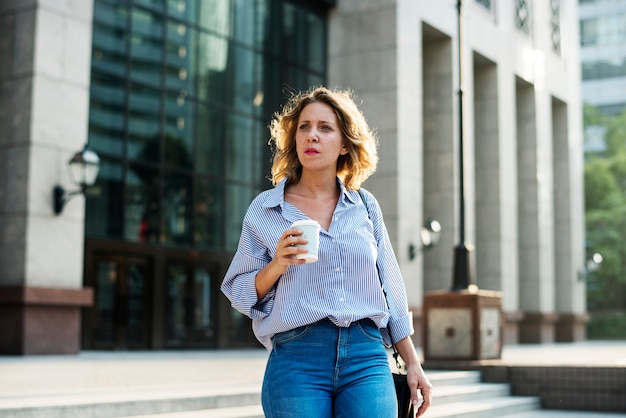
[53, 145, 101, 215]
[409, 219, 442, 260]
[578, 252, 603, 281]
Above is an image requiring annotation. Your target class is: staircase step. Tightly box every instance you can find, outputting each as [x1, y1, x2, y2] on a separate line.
[157, 396, 538, 418]
[0, 370, 539, 418]
[426, 370, 482, 386]
[123, 404, 264, 418]
[426, 396, 541, 418]
[500, 411, 626, 418]
[434, 382, 510, 404]
[0, 385, 261, 418]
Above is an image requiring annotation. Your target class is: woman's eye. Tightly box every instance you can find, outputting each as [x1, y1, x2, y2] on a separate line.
[298, 123, 309, 130]
[321, 125, 331, 131]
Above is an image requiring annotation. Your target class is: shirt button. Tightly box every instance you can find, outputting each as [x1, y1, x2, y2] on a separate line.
[344, 320, 349, 325]
[339, 298, 344, 302]
[335, 267, 340, 272]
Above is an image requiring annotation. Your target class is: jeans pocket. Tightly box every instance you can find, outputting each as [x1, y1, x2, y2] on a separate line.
[272, 324, 311, 346]
[356, 319, 383, 342]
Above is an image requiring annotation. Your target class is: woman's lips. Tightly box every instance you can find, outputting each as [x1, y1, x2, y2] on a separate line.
[304, 148, 319, 155]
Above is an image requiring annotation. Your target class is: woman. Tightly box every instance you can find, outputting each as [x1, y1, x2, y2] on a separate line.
[221, 86, 432, 417]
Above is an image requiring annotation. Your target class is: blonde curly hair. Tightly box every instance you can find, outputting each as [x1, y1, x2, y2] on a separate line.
[269, 86, 378, 191]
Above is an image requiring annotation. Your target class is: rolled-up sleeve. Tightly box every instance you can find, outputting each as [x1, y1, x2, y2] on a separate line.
[221, 216, 274, 319]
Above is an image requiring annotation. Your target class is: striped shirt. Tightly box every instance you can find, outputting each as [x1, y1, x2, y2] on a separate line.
[221, 178, 414, 350]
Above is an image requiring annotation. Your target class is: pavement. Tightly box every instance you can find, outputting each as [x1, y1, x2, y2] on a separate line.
[0, 340, 625, 417]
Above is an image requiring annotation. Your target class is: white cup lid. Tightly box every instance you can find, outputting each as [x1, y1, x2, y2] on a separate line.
[291, 220, 320, 228]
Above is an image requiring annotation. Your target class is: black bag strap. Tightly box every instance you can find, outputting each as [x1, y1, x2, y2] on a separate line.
[358, 189, 403, 371]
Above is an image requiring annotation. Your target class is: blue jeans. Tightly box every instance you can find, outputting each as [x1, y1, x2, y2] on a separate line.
[261, 319, 396, 418]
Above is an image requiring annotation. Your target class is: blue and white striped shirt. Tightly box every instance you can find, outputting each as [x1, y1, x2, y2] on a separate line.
[221, 178, 414, 350]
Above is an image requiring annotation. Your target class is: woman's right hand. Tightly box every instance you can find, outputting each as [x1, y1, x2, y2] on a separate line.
[255, 228, 308, 299]
[273, 228, 309, 273]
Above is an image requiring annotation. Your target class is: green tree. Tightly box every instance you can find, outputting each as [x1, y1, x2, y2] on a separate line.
[584, 105, 626, 338]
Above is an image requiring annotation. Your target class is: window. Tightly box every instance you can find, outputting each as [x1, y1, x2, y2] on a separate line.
[87, 0, 329, 252]
[515, 0, 530, 34]
[475, 0, 491, 10]
[580, 14, 626, 47]
[550, 0, 561, 53]
[582, 58, 626, 81]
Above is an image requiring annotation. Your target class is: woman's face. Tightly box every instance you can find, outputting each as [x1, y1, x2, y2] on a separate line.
[295, 101, 348, 173]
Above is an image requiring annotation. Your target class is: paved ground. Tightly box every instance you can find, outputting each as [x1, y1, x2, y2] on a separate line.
[488, 340, 626, 366]
[0, 340, 624, 416]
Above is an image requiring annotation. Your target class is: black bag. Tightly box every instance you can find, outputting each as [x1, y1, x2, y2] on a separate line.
[393, 372, 414, 418]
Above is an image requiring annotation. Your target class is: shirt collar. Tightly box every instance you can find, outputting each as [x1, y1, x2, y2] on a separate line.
[261, 177, 360, 209]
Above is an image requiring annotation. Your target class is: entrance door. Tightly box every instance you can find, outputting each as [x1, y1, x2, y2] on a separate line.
[91, 255, 150, 350]
[164, 261, 217, 348]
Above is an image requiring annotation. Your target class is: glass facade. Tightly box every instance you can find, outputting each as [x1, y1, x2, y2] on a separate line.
[86, 0, 328, 252]
[582, 59, 626, 81]
[84, 0, 330, 349]
[580, 12, 626, 47]
[579, 1, 626, 116]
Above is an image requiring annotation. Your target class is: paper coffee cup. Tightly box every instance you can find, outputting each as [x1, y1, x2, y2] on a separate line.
[291, 220, 321, 263]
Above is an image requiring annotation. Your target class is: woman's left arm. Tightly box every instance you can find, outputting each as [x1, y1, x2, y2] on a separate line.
[395, 336, 433, 417]
[360, 190, 433, 416]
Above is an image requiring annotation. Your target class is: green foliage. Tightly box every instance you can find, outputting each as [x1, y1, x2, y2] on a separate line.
[586, 311, 626, 340]
[583, 102, 606, 127]
[584, 158, 622, 210]
[584, 104, 626, 339]
[604, 111, 626, 155]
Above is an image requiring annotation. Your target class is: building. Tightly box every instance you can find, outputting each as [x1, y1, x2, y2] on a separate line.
[579, 0, 626, 116]
[0, 0, 585, 354]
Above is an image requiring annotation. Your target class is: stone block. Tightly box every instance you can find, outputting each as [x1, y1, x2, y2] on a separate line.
[0, 78, 34, 146]
[4, 146, 29, 212]
[12, 8, 36, 76]
[0, 285, 93, 354]
[26, 214, 85, 288]
[0, 215, 26, 284]
[31, 76, 89, 147]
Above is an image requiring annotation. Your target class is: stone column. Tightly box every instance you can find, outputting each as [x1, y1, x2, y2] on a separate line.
[552, 98, 587, 341]
[0, 0, 94, 354]
[516, 80, 558, 343]
[553, 0, 587, 342]
[328, 0, 440, 342]
[474, 59, 502, 292]
[422, 29, 455, 294]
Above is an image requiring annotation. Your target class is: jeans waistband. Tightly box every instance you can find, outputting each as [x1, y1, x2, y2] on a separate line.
[315, 317, 376, 328]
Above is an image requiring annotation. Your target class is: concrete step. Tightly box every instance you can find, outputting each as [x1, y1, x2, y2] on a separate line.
[129, 371, 532, 418]
[0, 384, 261, 418]
[426, 396, 541, 418]
[0, 370, 540, 418]
[126, 405, 265, 418]
[416, 369, 540, 418]
[426, 370, 482, 386]
[120, 371, 489, 418]
[503, 411, 626, 418]
[434, 382, 511, 404]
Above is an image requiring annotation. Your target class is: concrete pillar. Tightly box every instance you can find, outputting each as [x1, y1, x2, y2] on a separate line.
[496, 67, 523, 345]
[516, 79, 544, 342]
[552, 98, 587, 341]
[473, 56, 501, 292]
[0, 0, 94, 354]
[328, 0, 431, 339]
[422, 27, 455, 293]
[516, 77, 558, 343]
